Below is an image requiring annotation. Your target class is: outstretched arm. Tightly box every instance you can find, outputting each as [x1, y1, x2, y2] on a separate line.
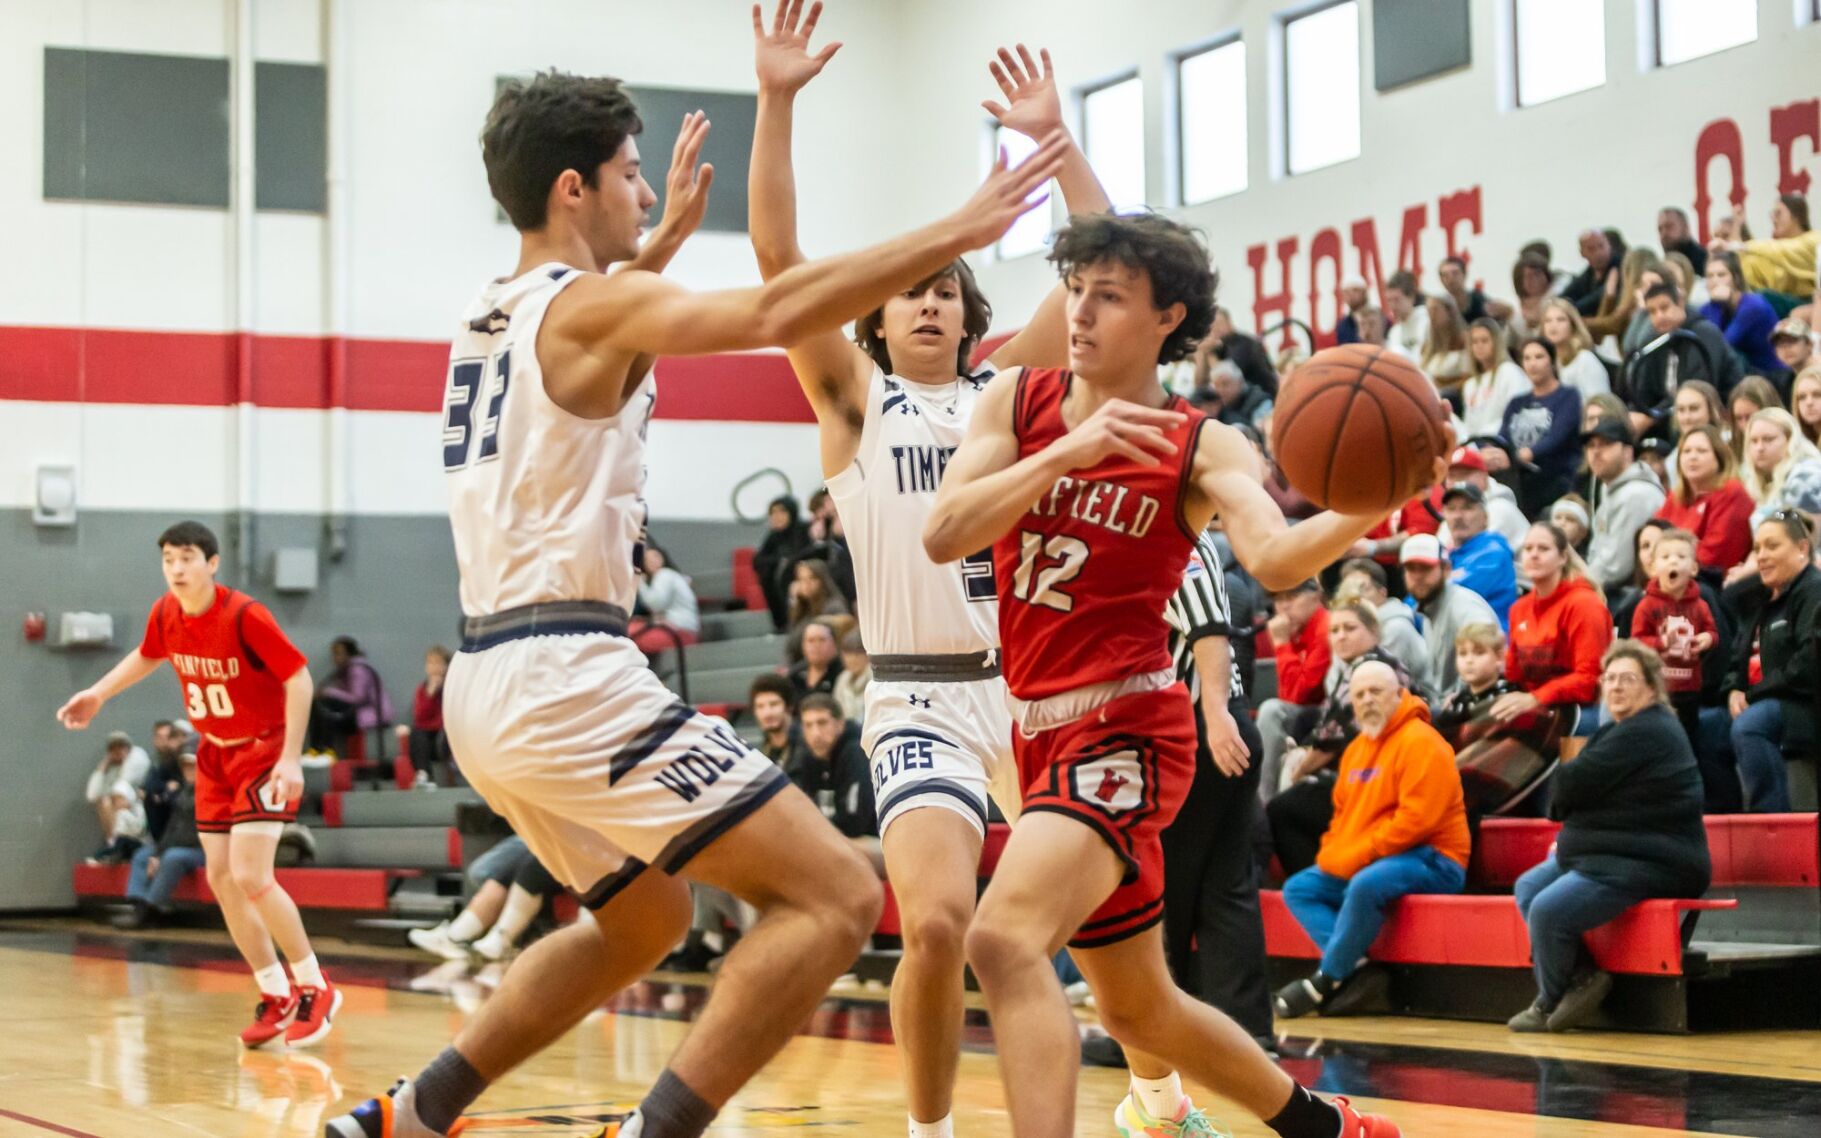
[1191, 421, 1440, 592]
[982, 45, 1113, 373]
[923, 371, 1186, 562]
[58, 650, 161, 730]
[749, 0, 873, 451]
[551, 132, 1067, 364]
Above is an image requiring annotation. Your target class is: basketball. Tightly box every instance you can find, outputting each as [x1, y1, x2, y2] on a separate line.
[1269, 344, 1451, 514]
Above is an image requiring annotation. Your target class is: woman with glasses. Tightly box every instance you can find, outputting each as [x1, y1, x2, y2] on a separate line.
[1508, 641, 1710, 1034]
[1726, 511, 1821, 811]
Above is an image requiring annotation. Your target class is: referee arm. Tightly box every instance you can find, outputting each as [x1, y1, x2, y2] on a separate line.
[1171, 540, 1251, 776]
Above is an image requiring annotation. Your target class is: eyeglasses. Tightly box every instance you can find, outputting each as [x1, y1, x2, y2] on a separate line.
[1601, 672, 1646, 689]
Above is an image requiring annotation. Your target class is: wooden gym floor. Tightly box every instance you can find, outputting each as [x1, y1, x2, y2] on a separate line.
[0, 921, 1814, 1138]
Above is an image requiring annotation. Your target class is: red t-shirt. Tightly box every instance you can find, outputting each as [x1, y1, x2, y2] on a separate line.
[139, 585, 307, 739]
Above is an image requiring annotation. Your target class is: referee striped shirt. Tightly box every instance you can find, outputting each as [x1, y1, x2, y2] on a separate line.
[1164, 531, 1245, 704]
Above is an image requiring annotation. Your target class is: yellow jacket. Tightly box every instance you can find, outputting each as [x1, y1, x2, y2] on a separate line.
[1738, 230, 1818, 296]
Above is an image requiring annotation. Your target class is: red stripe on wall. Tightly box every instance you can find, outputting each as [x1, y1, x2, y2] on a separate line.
[0, 325, 815, 423]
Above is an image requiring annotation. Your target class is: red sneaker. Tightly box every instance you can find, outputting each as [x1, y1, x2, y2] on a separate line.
[240, 987, 299, 1049]
[1335, 1097, 1401, 1138]
[285, 975, 343, 1048]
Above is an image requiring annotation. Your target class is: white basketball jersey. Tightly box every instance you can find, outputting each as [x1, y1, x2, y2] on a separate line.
[444, 263, 655, 618]
[826, 365, 999, 656]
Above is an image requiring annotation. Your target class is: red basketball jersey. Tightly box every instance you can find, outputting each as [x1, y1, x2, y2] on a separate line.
[993, 369, 1207, 700]
[139, 585, 308, 739]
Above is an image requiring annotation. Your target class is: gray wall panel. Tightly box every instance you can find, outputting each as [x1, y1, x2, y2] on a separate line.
[1372, 0, 1471, 92]
[255, 62, 327, 213]
[43, 47, 231, 208]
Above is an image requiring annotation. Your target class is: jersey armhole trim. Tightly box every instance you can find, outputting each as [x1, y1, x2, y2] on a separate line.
[1012, 368, 1033, 442]
[1174, 416, 1209, 543]
[229, 591, 268, 674]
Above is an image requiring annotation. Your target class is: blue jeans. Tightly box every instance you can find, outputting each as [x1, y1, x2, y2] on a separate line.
[1730, 699, 1792, 811]
[1281, 846, 1467, 980]
[1514, 854, 1644, 1009]
[126, 845, 207, 907]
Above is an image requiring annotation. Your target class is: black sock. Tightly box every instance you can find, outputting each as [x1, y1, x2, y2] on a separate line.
[413, 1047, 489, 1135]
[1265, 1082, 1343, 1138]
[637, 1069, 717, 1138]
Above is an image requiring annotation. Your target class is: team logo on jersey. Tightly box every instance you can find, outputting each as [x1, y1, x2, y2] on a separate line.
[1072, 749, 1144, 813]
[466, 308, 510, 335]
[907, 694, 931, 709]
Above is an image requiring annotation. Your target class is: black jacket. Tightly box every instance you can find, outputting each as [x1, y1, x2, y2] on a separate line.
[1430, 677, 1524, 740]
[1617, 314, 1743, 430]
[1726, 563, 1821, 753]
[786, 727, 877, 839]
[155, 780, 202, 855]
[1550, 704, 1711, 898]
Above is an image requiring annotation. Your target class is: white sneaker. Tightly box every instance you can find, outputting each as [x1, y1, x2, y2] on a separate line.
[407, 922, 471, 961]
[412, 771, 436, 791]
[469, 929, 514, 962]
[1065, 980, 1095, 1007]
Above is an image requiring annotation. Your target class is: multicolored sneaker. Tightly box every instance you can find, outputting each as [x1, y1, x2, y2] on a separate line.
[1113, 1093, 1231, 1138]
[240, 987, 299, 1049]
[324, 1078, 467, 1137]
[1334, 1096, 1401, 1137]
[286, 975, 342, 1047]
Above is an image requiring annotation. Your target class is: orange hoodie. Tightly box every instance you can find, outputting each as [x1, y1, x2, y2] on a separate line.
[1315, 692, 1471, 880]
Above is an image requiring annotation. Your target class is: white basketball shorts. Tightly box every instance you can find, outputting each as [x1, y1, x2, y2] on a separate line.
[863, 675, 1018, 839]
[446, 631, 789, 907]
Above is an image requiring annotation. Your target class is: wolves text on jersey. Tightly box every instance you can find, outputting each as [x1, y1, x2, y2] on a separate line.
[1030, 474, 1162, 540]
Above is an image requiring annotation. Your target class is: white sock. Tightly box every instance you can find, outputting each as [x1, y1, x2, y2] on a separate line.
[289, 953, 324, 989]
[253, 962, 291, 999]
[491, 885, 543, 946]
[908, 1113, 952, 1138]
[1132, 1071, 1185, 1120]
[447, 910, 487, 942]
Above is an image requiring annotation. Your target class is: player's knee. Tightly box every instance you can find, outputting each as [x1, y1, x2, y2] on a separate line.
[964, 914, 1042, 983]
[825, 863, 884, 948]
[1095, 977, 1179, 1049]
[205, 860, 238, 897]
[230, 864, 274, 898]
[902, 897, 971, 965]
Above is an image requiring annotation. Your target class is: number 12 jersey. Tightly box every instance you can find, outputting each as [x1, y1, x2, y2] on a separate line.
[993, 368, 1207, 701]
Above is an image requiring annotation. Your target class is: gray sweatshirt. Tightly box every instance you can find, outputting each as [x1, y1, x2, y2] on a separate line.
[1417, 583, 1500, 689]
[1587, 462, 1665, 591]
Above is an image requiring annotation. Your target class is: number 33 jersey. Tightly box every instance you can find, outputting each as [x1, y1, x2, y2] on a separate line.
[993, 368, 1207, 701]
[139, 586, 306, 738]
[444, 264, 655, 618]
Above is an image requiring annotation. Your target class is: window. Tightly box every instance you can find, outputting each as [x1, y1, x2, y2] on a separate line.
[991, 123, 1049, 260]
[1512, 0, 1606, 107]
[1176, 39, 1247, 204]
[1080, 74, 1147, 212]
[1283, 2, 1360, 176]
[1655, 0, 1758, 66]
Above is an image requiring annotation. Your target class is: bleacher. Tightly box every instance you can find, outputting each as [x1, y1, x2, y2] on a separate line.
[1260, 813, 1821, 1031]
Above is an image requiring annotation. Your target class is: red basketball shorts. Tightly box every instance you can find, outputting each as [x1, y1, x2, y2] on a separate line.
[1014, 683, 1197, 948]
[196, 733, 296, 833]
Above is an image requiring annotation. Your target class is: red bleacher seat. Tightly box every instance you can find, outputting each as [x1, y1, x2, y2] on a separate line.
[1261, 890, 1736, 975]
[980, 823, 1011, 876]
[877, 883, 902, 937]
[72, 863, 413, 911]
[732, 548, 767, 613]
[1474, 814, 1819, 889]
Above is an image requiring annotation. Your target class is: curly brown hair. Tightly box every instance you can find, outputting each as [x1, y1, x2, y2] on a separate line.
[1047, 212, 1218, 365]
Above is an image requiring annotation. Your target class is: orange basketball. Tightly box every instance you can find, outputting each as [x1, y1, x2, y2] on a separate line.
[1268, 344, 1450, 514]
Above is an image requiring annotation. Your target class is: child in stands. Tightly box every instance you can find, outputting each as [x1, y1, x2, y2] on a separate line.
[1431, 624, 1521, 735]
[1628, 529, 1719, 748]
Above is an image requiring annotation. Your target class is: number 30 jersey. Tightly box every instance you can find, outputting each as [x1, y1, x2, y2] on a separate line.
[444, 264, 655, 618]
[826, 365, 1000, 657]
[993, 368, 1207, 701]
[139, 585, 307, 738]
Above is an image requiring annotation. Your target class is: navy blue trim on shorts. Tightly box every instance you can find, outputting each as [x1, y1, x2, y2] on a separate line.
[458, 601, 629, 652]
[1020, 803, 1141, 883]
[577, 857, 649, 910]
[608, 702, 698, 785]
[652, 765, 793, 874]
[873, 727, 960, 750]
[877, 779, 987, 828]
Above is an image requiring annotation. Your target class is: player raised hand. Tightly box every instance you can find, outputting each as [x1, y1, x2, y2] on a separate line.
[950, 130, 1068, 249]
[652, 110, 716, 243]
[983, 44, 1065, 141]
[1055, 398, 1189, 470]
[753, 0, 842, 95]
